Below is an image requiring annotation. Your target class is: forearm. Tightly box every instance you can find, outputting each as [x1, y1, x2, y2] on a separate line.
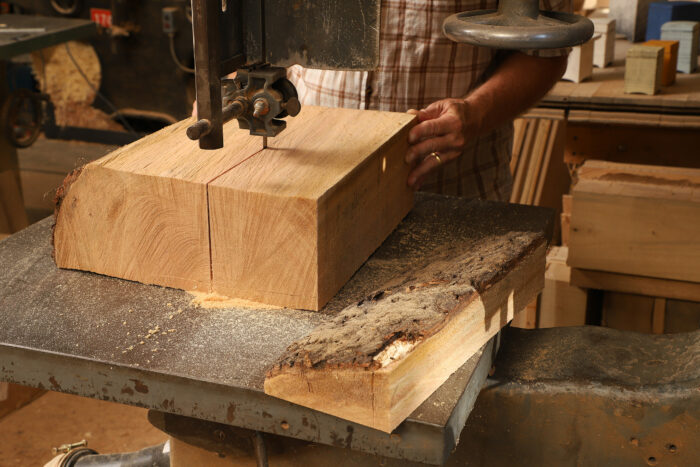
[465, 52, 567, 136]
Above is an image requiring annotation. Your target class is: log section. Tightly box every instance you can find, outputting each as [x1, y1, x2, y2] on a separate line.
[53, 106, 414, 309]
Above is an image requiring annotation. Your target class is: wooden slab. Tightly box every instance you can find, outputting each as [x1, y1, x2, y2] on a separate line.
[53, 106, 415, 310]
[265, 219, 548, 433]
[568, 160, 700, 283]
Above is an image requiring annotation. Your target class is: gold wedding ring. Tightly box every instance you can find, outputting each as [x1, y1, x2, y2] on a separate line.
[429, 152, 442, 164]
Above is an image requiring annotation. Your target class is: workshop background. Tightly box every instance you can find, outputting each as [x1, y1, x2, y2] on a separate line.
[0, 0, 699, 466]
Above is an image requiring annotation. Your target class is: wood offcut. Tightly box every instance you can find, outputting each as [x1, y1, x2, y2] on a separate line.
[265, 201, 548, 432]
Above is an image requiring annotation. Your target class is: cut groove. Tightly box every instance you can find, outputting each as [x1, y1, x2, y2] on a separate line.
[204, 145, 268, 291]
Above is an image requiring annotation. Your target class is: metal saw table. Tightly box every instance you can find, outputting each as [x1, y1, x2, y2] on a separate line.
[0, 194, 553, 465]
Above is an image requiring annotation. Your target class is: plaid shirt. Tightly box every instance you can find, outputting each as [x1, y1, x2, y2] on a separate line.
[288, 0, 571, 201]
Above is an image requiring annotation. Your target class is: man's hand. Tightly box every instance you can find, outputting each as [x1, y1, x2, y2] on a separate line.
[405, 99, 482, 189]
[403, 52, 567, 191]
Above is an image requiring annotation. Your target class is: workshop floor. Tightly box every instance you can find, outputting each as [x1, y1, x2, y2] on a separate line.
[0, 391, 167, 466]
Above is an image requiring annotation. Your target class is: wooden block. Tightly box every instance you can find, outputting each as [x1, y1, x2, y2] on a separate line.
[610, 0, 660, 42]
[602, 291, 655, 333]
[511, 297, 538, 329]
[562, 38, 596, 83]
[208, 108, 415, 309]
[593, 18, 617, 68]
[661, 21, 700, 73]
[539, 246, 588, 328]
[568, 161, 700, 283]
[265, 230, 548, 432]
[664, 299, 700, 332]
[643, 40, 679, 85]
[54, 107, 415, 310]
[652, 297, 667, 333]
[624, 44, 664, 95]
[570, 268, 700, 302]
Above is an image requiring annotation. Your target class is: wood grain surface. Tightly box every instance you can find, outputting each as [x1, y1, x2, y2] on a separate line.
[54, 106, 415, 309]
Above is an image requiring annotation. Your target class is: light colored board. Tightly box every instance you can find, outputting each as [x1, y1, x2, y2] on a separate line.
[533, 118, 568, 210]
[568, 160, 700, 283]
[521, 119, 552, 204]
[570, 268, 700, 302]
[539, 246, 588, 328]
[208, 107, 414, 310]
[265, 236, 547, 433]
[510, 120, 537, 202]
[54, 106, 415, 310]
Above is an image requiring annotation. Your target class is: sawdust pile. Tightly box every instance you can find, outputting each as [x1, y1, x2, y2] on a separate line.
[189, 291, 282, 310]
[31, 41, 124, 131]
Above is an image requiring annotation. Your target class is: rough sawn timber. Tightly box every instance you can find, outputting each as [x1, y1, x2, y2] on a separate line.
[52, 106, 415, 310]
[265, 206, 548, 433]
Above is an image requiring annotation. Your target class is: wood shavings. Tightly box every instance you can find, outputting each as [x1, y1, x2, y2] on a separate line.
[188, 291, 282, 310]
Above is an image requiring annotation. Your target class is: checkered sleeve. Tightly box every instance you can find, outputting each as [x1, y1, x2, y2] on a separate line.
[521, 0, 573, 58]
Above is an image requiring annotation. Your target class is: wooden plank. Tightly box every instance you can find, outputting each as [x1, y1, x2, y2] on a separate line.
[568, 161, 700, 283]
[53, 107, 415, 310]
[510, 120, 537, 203]
[665, 299, 700, 333]
[208, 107, 415, 310]
[564, 119, 700, 168]
[510, 118, 527, 175]
[265, 231, 547, 433]
[652, 297, 666, 334]
[602, 291, 655, 333]
[511, 298, 538, 329]
[539, 246, 587, 328]
[570, 268, 700, 302]
[522, 119, 552, 205]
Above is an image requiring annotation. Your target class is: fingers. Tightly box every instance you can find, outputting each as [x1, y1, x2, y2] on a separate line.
[407, 108, 419, 116]
[405, 134, 453, 165]
[407, 151, 458, 189]
[408, 116, 453, 144]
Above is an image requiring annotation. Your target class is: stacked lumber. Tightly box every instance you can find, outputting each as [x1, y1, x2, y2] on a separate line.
[509, 110, 570, 329]
[566, 160, 700, 333]
[509, 109, 568, 208]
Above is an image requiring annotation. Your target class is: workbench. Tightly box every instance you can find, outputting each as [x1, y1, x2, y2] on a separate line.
[0, 194, 554, 465]
[542, 38, 700, 168]
[0, 14, 95, 237]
